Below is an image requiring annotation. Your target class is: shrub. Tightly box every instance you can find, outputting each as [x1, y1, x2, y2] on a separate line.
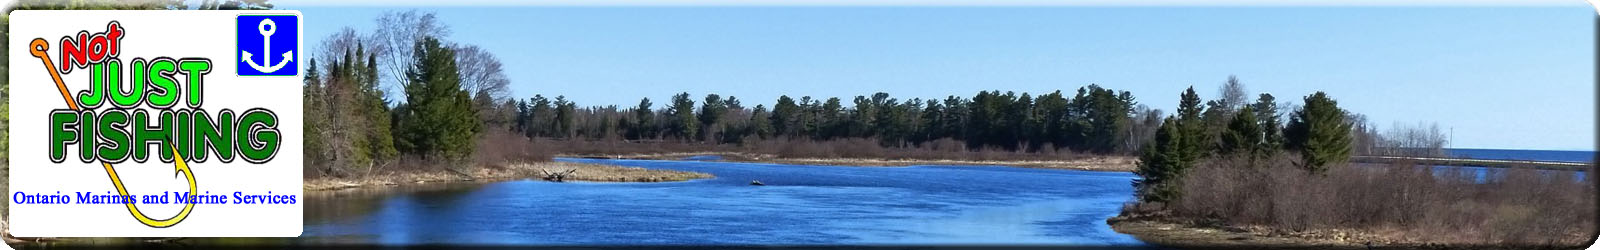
[1170, 155, 1595, 245]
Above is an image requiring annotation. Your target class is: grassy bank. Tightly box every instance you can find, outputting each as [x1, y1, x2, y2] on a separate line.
[1112, 156, 1596, 249]
[1108, 216, 1373, 250]
[305, 161, 713, 191]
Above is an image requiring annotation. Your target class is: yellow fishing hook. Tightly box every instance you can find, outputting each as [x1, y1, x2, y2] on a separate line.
[28, 38, 198, 228]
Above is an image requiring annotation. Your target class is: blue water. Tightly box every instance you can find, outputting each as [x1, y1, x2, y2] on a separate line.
[1448, 148, 1595, 163]
[299, 158, 1150, 246]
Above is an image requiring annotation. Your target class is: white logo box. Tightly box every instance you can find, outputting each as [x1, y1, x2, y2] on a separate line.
[8, 10, 304, 237]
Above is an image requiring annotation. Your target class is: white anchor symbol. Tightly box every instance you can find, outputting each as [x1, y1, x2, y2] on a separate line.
[241, 18, 293, 73]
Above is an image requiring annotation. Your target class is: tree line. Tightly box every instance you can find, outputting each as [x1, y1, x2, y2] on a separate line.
[1127, 75, 1458, 204]
[503, 85, 1163, 155]
[293, 10, 1441, 181]
[302, 10, 494, 176]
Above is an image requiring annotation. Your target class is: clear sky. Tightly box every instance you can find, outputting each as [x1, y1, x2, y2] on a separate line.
[291, 5, 1596, 151]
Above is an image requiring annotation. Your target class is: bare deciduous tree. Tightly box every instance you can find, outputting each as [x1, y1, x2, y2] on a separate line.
[453, 44, 510, 101]
[370, 10, 451, 96]
[318, 27, 363, 68]
[1379, 121, 1449, 157]
[1217, 75, 1248, 112]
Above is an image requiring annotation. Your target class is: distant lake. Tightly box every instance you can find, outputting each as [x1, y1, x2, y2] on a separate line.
[1447, 148, 1595, 163]
[297, 158, 1151, 246]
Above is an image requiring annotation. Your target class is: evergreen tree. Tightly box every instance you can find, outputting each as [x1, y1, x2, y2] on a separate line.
[1284, 92, 1353, 173]
[1175, 87, 1208, 164]
[302, 59, 328, 170]
[668, 92, 698, 140]
[850, 95, 877, 138]
[772, 95, 800, 138]
[395, 36, 479, 160]
[361, 51, 398, 164]
[820, 97, 844, 139]
[750, 104, 774, 140]
[698, 94, 726, 142]
[1134, 117, 1187, 203]
[1074, 85, 1134, 154]
[798, 96, 819, 137]
[554, 96, 576, 138]
[917, 99, 944, 145]
[939, 96, 968, 142]
[1200, 100, 1233, 156]
[1032, 91, 1070, 150]
[527, 95, 553, 138]
[1219, 106, 1261, 158]
[1253, 93, 1283, 151]
[514, 100, 530, 134]
[630, 98, 655, 140]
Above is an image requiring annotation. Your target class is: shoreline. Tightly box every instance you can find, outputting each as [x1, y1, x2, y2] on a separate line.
[1105, 213, 1589, 250]
[304, 161, 714, 192]
[562, 152, 1138, 172]
[1107, 215, 1374, 250]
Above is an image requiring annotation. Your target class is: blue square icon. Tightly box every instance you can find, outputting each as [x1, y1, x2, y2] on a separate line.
[238, 15, 298, 76]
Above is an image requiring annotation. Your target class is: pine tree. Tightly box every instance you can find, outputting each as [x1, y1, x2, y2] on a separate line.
[1134, 117, 1187, 203]
[1175, 87, 1208, 164]
[1219, 106, 1261, 158]
[527, 95, 552, 138]
[514, 100, 531, 134]
[668, 92, 698, 140]
[302, 59, 328, 170]
[361, 51, 397, 164]
[820, 97, 844, 139]
[939, 96, 967, 142]
[698, 94, 726, 142]
[395, 36, 480, 161]
[772, 95, 800, 138]
[554, 96, 576, 139]
[1284, 92, 1353, 173]
[1032, 91, 1069, 151]
[918, 99, 944, 145]
[1253, 93, 1283, 155]
[750, 104, 773, 140]
[630, 98, 655, 140]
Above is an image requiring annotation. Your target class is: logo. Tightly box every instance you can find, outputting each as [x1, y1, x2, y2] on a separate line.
[237, 15, 297, 76]
[9, 10, 303, 237]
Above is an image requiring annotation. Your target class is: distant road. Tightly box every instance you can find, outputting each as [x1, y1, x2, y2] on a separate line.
[1353, 155, 1592, 171]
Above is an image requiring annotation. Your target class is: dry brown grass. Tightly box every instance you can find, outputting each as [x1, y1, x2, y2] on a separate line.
[305, 161, 712, 191]
[555, 137, 1124, 171]
[561, 143, 1136, 172]
[751, 156, 1136, 171]
[1154, 154, 1596, 247]
[751, 138, 1093, 162]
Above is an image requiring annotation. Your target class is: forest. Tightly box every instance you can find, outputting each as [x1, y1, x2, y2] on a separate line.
[292, 10, 1447, 179]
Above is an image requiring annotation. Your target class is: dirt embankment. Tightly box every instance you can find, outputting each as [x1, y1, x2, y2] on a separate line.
[305, 161, 713, 192]
[565, 151, 1138, 172]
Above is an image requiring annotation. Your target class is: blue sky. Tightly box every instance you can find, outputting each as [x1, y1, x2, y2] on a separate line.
[293, 6, 1596, 151]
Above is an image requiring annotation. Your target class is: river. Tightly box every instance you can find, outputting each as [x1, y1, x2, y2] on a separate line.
[297, 158, 1150, 246]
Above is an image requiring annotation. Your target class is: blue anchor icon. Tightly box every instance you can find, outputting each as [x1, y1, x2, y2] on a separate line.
[241, 18, 293, 73]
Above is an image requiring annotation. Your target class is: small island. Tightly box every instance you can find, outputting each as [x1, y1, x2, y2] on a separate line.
[305, 161, 713, 191]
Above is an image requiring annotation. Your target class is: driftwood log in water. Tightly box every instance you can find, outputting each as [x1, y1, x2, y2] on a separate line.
[540, 168, 579, 182]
